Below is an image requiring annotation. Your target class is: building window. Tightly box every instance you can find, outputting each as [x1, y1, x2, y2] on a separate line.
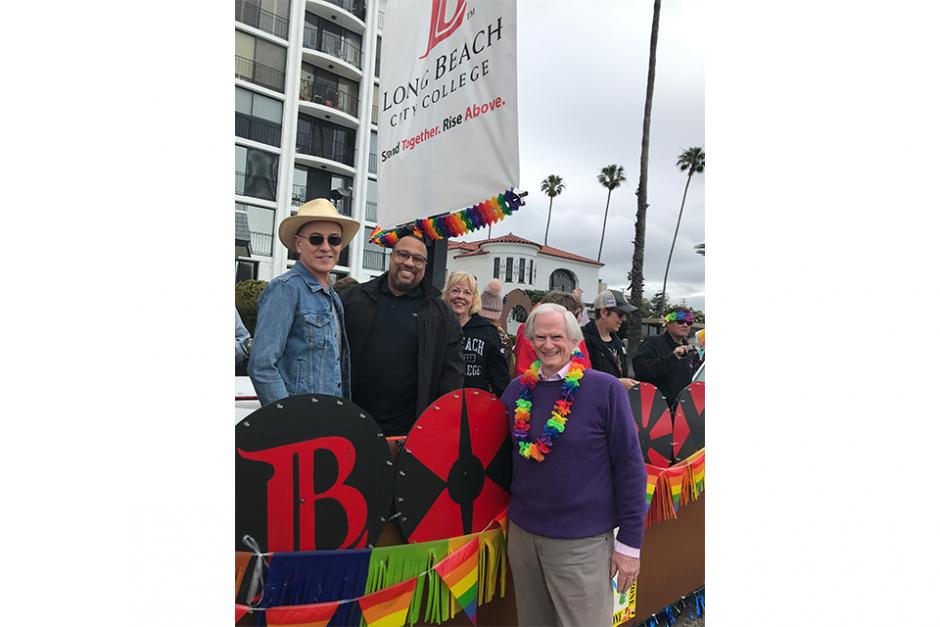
[235, 87, 282, 147]
[493, 257, 500, 279]
[528, 259, 533, 284]
[299, 62, 359, 117]
[362, 227, 388, 271]
[235, 31, 286, 92]
[236, 259, 259, 282]
[518, 257, 525, 283]
[505, 257, 514, 282]
[302, 14, 363, 69]
[549, 269, 576, 293]
[235, 0, 290, 40]
[292, 165, 353, 214]
[366, 179, 378, 222]
[235, 144, 279, 201]
[296, 114, 356, 166]
[236, 202, 275, 257]
[375, 35, 382, 77]
[369, 131, 378, 174]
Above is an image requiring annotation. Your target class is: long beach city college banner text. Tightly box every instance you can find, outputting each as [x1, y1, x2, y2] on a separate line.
[378, 0, 520, 227]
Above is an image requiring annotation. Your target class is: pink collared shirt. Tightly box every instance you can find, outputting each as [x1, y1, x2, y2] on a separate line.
[538, 360, 640, 559]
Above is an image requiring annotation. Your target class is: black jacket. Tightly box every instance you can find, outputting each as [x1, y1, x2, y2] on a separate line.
[581, 320, 627, 379]
[632, 332, 694, 407]
[461, 314, 511, 397]
[340, 272, 465, 421]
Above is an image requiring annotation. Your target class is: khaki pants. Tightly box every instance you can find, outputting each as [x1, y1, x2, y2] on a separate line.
[508, 520, 614, 627]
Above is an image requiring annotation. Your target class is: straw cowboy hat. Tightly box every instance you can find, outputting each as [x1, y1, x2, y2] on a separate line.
[277, 198, 361, 253]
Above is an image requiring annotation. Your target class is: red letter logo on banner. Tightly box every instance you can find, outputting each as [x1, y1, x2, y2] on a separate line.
[238, 436, 368, 552]
[419, 0, 468, 59]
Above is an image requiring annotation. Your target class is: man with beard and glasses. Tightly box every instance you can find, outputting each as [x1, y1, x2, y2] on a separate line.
[340, 235, 464, 436]
[248, 199, 360, 407]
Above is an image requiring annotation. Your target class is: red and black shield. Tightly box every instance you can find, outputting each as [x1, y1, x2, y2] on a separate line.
[628, 382, 674, 466]
[394, 389, 511, 543]
[235, 394, 394, 553]
[672, 382, 705, 462]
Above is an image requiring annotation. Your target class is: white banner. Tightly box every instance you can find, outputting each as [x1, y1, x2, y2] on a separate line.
[377, 0, 519, 228]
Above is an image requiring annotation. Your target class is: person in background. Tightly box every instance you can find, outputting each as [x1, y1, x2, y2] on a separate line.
[632, 305, 696, 408]
[235, 306, 252, 370]
[500, 303, 646, 626]
[571, 287, 590, 326]
[443, 272, 511, 397]
[479, 278, 514, 361]
[341, 235, 464, 436]
[513, 290, 592, 376]
[248, 199, 359, 406]
[333, 275, 359, 293]
[581, 290, 640, 390]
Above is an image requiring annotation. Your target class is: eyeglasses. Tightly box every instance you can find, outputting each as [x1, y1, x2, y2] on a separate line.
[300, 233, 344, 247]
[449, 287, 473, 297]
[672, 319, 691, 326]
[392, 249, 428, 266]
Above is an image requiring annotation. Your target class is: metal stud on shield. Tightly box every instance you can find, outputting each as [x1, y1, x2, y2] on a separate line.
[394, 389, 512, 543]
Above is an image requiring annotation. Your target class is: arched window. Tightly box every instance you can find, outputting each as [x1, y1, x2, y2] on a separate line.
[549, 269, 576, 292]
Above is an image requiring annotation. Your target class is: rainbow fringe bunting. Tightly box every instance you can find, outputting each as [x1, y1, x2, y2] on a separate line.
[368, 189, 526, 248]
[645, 449, 705, 526]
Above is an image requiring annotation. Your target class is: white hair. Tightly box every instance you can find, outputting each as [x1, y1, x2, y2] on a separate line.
[525, 303, 583, 342]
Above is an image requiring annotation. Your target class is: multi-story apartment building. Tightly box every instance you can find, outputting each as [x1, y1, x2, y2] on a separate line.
[235, 0, 390, 283]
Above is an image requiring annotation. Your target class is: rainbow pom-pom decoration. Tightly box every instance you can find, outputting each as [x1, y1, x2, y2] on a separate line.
[368, 189, 527, 248]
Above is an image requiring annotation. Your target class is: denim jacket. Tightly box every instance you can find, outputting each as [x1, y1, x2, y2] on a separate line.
[248, 263, 351, 406]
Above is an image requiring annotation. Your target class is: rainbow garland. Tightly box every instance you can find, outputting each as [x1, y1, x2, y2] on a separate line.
[512, 350, 588, 461]
[368, 189, 527, 248]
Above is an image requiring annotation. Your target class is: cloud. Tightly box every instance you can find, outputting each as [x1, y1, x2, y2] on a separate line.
[455, 0, 705, 312]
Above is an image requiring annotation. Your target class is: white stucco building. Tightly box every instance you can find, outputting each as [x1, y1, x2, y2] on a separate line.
[447, 233, 604, 304]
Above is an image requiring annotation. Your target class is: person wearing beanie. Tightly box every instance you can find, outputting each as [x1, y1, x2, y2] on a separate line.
[443, 271, 511, 397]
[479, 278, 514, 360]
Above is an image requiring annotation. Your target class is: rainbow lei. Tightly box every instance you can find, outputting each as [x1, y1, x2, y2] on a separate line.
[368, 189, 526, 248]
[512, 349, 588, 461]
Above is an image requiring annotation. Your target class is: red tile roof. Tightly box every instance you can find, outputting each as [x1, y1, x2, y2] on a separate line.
[447, 233, 603, 266]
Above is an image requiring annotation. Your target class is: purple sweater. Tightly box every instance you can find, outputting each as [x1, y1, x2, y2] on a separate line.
[500, 369, 647, 548]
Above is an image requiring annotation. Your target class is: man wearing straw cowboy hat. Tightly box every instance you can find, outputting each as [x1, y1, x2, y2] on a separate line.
[248, 199, 360, 407]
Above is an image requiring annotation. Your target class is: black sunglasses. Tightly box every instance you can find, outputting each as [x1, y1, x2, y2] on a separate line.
[300, 233, 344, 247]
[672, 319, 692, 325]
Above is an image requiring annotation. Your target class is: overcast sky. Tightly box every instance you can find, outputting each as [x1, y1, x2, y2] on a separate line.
[452, 0, 705, 311]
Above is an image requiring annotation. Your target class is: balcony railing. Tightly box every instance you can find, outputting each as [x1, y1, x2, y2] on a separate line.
[322, 0, 366, 21]
[377, 10, 384, 30]
[303, 26, 362, 69]
[371, 104, 378, 125]
[235, 171, 277, 201]
[296, 133, 356, 166]
[365, 200, 377, 222]
[235, 55, 285, 92]
[250, 231, 274, 257]
[235, 112, 281, 147]
[362, 249, 387, 271]
[236, 0, 289, 39]
[368, 152, 377, 173]
[299, 78, 359, 117]
[292, 184, 306, 206]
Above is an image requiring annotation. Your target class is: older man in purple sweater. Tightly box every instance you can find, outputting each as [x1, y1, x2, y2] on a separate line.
[500, 303, 647, 626]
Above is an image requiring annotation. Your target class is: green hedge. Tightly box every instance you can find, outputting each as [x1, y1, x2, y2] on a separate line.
[235, 280, 268, 336]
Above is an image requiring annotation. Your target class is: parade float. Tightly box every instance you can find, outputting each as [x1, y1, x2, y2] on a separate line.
[234, 1, 704, 622]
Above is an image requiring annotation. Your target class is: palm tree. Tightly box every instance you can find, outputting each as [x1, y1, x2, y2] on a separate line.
[626, 0, 662, 366]
[596, 164, 626, 261]
[540, 174, 565, 245]
[658, 146, 705, 316]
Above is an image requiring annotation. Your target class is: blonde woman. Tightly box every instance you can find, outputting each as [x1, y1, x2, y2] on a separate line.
[443, 271, 511, 397]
